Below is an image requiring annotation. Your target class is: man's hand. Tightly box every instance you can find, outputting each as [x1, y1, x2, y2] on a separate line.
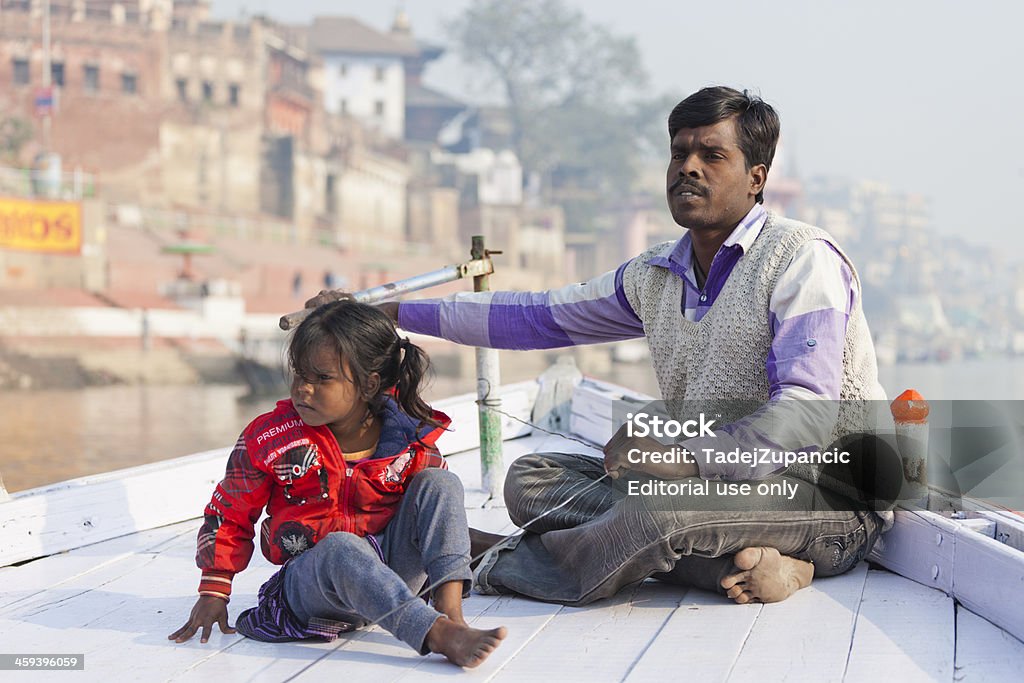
[304, 289, 353, 309]
[603, 423, 700, 480]
[168, 595, 235, 644]
[303, 291, 399, 325]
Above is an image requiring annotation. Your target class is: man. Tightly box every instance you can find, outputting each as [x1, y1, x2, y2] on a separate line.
[310, 86, 893, 606]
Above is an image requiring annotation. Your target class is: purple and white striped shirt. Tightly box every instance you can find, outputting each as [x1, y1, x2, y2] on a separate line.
[399, 204, 856, 479]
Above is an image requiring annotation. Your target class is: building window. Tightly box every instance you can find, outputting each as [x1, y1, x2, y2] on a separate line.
[51, 62, 65, 87]
[374, 100, 385, 116]
[83, 64, 99, 93]
[13, 58, 30, 85]
[121, 72, 137, 94]
[375, 65, 385, 82]
[176, 78, 187, 102]
[202, 81, 213, 102]
[228, 83, 240, 107]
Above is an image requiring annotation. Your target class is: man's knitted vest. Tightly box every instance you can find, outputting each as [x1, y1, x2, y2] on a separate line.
[622, 213, 892, 523]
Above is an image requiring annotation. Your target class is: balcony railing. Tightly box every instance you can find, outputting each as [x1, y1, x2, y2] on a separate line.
[0, 165, 96, 201]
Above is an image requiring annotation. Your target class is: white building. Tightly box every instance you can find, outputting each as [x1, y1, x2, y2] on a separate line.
[309, 16, 418, 140]
[431, 148, 524, 206]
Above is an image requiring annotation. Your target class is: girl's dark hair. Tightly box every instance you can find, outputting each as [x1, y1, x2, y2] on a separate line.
[289, 300, 440, 428]
[667, 86, 780, 204]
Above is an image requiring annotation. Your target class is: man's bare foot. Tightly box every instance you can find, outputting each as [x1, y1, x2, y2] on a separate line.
[469, 528, 505, 568]
[425, 616, 507, 668]
[720, 547, 814, 604]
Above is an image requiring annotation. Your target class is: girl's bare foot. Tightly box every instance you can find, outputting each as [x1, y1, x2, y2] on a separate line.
[720, 547, 814, 604]
[433, 580, 468, 626]
[469, 528, 505, 568]
[425, 616, 507, 668]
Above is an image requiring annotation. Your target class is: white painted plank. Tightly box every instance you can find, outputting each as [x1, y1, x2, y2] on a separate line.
[466, 506, 514, 535]
[569, 380, 651, 446]
[976, 509, 1024, 551]
[292, 595, 563, 682]
[625, 590, 762, 683]
[867, 509, 1024, 647]
[1, 528, 197, 621]
[843, 570, 955, 683]
[0, 520, 197, 610]
[571, 378, 652, 418]
[169, 631, 368, 683]
[954, 606, 1024, 682]
[294, 593, 505, 679]
[729, 562, 869, 683]
[394, 596, 565, 682]
[0, 564, 234, 681]
[0, 448, 229, 566]
[490, 580, 685, 683]
[951, 524, 1024, 644]
[182, 594, 503, 683]
[955, 517, 997, 538]
[867, 510, 959, 593]
[9, 525, 277, 682]
[569, 412, 613, 447]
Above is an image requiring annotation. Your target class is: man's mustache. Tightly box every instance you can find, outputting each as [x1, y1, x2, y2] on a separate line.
[668, 177, 707, 195]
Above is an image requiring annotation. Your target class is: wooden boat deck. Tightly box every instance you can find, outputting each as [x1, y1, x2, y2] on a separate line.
[2, 383, 1023, 681]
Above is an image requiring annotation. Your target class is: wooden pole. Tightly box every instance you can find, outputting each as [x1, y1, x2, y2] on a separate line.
[472, 235, 504, 500]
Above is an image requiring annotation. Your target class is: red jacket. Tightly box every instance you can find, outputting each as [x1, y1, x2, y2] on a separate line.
[196, 398, 450, 599]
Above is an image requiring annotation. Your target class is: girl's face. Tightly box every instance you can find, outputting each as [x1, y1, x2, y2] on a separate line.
[290, 344, 372, 438]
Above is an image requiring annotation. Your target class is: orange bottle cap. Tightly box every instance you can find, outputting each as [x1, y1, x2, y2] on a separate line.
[890, 389, 929, 423]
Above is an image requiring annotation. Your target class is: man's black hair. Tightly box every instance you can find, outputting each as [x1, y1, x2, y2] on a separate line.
[668, 86, 780, 203]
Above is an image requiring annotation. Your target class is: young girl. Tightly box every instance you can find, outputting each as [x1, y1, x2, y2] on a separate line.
[169, 300, 506, 668]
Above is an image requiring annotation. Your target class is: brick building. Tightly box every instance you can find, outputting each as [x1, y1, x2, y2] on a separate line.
[0, 1, 318, 211]
[0, 0, 173, 183]
[0, 1, 414, 252]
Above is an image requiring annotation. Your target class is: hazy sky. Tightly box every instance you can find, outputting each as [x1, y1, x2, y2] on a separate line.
[214, 0, 1023, 250]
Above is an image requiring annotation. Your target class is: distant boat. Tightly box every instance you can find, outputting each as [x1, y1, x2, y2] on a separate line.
[235, 333, 289, 399]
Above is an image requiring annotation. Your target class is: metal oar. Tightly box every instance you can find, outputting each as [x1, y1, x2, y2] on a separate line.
[279, 256, 494, 331]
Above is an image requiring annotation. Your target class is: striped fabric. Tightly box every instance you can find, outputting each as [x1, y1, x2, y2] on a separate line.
[197, 573, 233, 602]
[235, 566, 360, 643]
[399, 205, 857, 479]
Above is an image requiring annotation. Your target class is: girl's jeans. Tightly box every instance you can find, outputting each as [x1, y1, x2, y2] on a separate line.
[282, 468, 472, 653]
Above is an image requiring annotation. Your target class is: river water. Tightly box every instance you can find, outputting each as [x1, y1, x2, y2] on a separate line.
[2, 356, 1022, 493]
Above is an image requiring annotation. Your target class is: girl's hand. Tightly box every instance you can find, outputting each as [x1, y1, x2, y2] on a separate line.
[168, 595, 235, 644]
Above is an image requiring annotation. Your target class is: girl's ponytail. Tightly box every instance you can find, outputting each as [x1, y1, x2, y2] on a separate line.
[395, 337, 441, 429]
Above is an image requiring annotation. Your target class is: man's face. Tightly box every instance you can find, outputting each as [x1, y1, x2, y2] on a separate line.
[665, 116, 766, 233]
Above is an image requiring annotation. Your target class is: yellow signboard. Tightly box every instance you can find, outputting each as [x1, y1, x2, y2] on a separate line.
[0, 196, 82, 254]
